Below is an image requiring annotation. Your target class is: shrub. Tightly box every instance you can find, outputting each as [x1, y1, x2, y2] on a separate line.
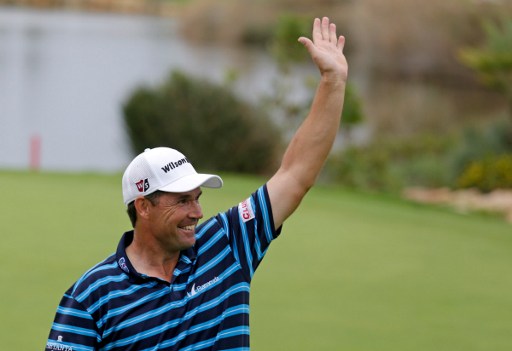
[448, 118, 512, 185]
[328, 118, 512, 193]
[324, 135, 453, 192]
[123, 70, 282, 174]
[324, 133, 454, 192]
[457, 154, 512, 191]
[325, 145, 401, 192]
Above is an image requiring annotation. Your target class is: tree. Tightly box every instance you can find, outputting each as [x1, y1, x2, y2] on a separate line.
[123, 71, 282, 174]
[459, 17, 512, 120]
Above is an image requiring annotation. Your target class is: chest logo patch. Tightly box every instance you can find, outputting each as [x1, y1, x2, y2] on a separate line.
[187, 276, 220, 298]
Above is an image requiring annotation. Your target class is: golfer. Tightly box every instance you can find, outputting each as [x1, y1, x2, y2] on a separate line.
[46, 16, 348, 351]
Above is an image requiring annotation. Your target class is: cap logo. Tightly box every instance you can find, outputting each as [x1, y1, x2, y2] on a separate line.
[135, 178, 150, 193]
[161, 157, 189, 173]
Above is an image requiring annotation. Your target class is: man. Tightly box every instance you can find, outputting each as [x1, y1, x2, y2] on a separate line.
[46, 16, 347, 351]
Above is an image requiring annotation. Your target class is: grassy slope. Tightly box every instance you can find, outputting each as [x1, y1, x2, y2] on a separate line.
[1, 171, 511, 350]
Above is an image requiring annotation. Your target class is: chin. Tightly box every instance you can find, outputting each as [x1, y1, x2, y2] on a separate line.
[181, 236, 196, 249]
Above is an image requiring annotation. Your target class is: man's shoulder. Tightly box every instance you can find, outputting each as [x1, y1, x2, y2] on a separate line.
[195, 185, 271, 235]
[68, 253, 119, 298]
[195, 214, 224, 242]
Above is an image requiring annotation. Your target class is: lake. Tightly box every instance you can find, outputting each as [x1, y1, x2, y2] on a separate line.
[0, 6, 315, 172]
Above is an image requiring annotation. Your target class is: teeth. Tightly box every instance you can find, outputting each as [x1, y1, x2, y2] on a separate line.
[181, 225, 195, 231]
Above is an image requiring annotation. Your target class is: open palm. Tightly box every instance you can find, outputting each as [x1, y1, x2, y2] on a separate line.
[299, 17, 348, 82]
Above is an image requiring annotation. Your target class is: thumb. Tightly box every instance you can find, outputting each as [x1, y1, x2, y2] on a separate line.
[298, 37, 313, 51]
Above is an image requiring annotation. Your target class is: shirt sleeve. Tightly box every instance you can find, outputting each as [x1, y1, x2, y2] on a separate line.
[46, 285, 99, 351]
[217, 184, 282, 280]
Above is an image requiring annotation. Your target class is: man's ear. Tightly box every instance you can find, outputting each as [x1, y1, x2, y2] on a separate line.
[134, 197, 151, 220]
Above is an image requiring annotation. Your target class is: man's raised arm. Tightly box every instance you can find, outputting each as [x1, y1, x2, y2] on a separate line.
[267, 17, 348, 229]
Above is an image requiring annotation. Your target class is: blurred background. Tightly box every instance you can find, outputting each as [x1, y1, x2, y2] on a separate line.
[1, 0, 512, 219]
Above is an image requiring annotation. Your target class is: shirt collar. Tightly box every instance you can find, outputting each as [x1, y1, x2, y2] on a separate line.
[115, 230, 197, 282]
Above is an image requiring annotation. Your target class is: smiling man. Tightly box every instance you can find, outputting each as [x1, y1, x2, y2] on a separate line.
[46, 16, 348, 351]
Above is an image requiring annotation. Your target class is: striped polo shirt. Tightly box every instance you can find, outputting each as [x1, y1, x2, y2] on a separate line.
[46, 185, 281, 351]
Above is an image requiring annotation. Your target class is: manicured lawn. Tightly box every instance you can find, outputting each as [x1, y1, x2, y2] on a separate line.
[1, 171, 511, 350]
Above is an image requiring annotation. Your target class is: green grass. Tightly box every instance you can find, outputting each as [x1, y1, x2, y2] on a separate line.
[1, 171, 511, 350]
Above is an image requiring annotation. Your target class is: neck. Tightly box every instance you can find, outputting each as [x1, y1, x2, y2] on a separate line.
[126, 232, 180, 282]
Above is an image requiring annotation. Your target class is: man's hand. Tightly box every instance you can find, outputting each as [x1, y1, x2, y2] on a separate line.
[298, 17, 348, 83]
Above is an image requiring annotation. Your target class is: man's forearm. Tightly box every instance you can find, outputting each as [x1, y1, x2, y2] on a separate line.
[280, 76, 346, 190]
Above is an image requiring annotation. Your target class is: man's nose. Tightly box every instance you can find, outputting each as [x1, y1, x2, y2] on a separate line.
[189, 200, 203, 219]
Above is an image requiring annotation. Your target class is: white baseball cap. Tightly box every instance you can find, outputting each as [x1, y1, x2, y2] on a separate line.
[122, 147, 223, 205]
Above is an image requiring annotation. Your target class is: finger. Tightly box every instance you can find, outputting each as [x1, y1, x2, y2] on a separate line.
[329, 23, 337, 44]
[338, 35, 346, 51]
[311, 17, 322, 43]
[321, 17, 330, 41]
[298, 36, 314, 52]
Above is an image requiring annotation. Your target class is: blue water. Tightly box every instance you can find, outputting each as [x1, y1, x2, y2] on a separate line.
[0, 6, 308, 172]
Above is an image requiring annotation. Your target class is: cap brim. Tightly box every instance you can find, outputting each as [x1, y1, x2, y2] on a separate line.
[158, 173, 223, 193]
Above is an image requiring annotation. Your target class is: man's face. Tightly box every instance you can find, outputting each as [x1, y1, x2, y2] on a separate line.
[146, 187, 203, 252]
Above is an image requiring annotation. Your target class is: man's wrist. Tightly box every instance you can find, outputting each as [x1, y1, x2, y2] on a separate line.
[319, 73, 347, 89]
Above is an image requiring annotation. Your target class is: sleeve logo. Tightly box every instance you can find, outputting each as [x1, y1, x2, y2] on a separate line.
[238, 198, 255, 223]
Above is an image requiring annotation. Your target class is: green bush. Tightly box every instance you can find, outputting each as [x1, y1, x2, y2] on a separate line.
[325, 146, 400, 192]
[448, 118, 512, 185]
[123, 70, 282, 174]
[325, 119, 512, 193]
[457, 154, 512, 191]
[324, 133, 455, 193]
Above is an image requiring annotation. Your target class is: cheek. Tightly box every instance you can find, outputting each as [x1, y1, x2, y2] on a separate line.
[161, 207, 185, 223]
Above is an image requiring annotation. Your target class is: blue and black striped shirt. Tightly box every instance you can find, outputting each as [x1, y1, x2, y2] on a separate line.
[46, 185, 280, 351]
